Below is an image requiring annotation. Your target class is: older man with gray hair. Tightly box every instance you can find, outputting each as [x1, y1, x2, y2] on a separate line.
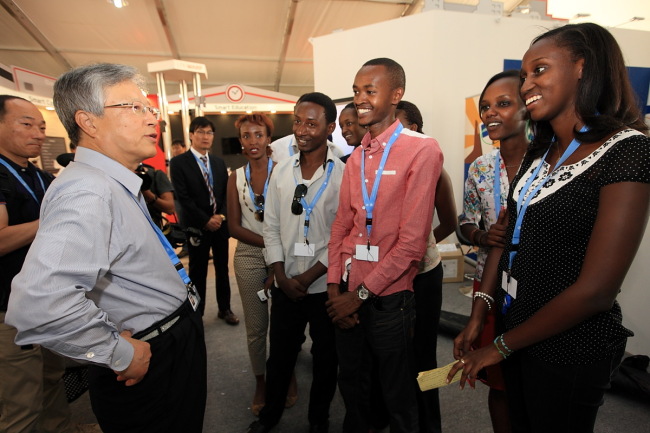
[6, 63, 207, 433]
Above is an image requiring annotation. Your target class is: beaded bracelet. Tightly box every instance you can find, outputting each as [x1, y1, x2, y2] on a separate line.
[473, 291, 494, 311]
[493, 334, 514, 359]
[499, 334, 513, 354]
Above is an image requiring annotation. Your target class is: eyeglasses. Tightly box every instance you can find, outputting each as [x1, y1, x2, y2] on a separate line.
[254, 194, 265, 222]
[104, 101, 161, 120]
[193, 129, 215, 136]
[291, 184, 308, 215]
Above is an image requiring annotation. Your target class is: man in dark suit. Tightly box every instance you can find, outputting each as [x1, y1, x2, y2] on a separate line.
[170, 117, 239, 324]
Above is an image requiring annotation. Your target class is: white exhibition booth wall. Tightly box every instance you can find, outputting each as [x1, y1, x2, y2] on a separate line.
[313, 9, 650, 356]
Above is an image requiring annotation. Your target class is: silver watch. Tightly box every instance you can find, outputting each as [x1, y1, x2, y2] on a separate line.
[356, 284, 372, 302]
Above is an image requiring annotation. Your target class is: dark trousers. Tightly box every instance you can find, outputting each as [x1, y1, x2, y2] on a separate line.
[260, 288, 338, 428]
[337, 290, 418, 433]
[188, 230, 231, 315]
[502, 347, 625, 433]
[413, 264, 443, 433]
[88, 310, 207, 433]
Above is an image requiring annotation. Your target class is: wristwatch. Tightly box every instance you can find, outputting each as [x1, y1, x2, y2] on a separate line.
[356, 283, 374, 302]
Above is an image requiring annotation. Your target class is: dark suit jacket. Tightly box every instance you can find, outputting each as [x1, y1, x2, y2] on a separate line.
[169, 150, 229, 238]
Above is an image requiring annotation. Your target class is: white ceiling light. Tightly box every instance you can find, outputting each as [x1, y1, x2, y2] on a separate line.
[109, 0, 128, 8]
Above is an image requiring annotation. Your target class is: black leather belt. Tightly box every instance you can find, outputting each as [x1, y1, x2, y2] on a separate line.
[132, 299, 192, 342]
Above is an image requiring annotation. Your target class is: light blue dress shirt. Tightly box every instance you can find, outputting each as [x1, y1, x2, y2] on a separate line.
[6, 147, 187, 370]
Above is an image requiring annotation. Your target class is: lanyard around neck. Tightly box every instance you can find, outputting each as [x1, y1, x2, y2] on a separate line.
[245, 158, 273, 213]
[288, 137, 294, 157]
[0, 158, 46, 205]
[127, 189, 191, 286]
[295, 160, 334, 242]
[493, 150, 503, 214]
[509, 131, 584, 270]
[360, 122, 403, 240]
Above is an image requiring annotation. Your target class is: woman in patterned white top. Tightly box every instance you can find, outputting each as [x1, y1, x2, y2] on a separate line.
[458, 69, 529, 433]
[451, 23, 650, 433]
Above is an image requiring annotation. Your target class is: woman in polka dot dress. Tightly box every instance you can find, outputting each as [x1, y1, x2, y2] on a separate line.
[450, 23, 650, 433]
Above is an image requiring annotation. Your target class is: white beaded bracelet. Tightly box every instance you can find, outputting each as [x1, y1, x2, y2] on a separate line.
[473, 291, 495, 310]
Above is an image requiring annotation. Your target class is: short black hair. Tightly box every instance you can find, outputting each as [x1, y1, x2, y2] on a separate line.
[296, 92, 337, 124]
[478, 70, 520, 107]
[343, 102, 356, 111]
[0, 95, 29, 122]
[189, 116, 215, 133]
[396, 100, 423, 133]
[362, 58, 406, 90]
[171, 139, 185, 147]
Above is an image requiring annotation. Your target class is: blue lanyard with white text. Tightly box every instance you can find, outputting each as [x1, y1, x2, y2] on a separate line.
[245, 159, 273, 212]
[0, 158, 46, 205]
[361, 123, 403, 242]
[508, 132, 584, 273]
[296, 160, 334, 243]
[192, 152, 213, 186]
[128, 192, 192, 286]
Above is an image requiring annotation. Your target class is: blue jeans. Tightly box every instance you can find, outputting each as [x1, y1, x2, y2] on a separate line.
[336, 290, 418, 433]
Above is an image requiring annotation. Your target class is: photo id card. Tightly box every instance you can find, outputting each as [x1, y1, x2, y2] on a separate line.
[294, 242, 315, 257]
[356, 244, 379, 262]
[501, 271, 518, 299]
[187, 282, 201, 311]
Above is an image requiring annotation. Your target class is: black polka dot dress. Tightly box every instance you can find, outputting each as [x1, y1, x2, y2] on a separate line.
[495, 129, 650, 365]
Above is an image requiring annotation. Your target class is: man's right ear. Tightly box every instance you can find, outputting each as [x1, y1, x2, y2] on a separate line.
[75, 110, 97, 137]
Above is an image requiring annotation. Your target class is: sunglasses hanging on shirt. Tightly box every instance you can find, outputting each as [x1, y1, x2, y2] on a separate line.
[291, 184, 308, 215]
[254, 194, 265, 222]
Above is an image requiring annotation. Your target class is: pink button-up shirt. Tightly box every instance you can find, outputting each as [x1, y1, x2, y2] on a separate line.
[327, 120, 443, 296]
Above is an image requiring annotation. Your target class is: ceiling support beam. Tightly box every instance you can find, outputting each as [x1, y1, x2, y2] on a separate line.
[0, 0, 72, 70]
[154, 0, 181, 59]
[273, 0, 300, 92]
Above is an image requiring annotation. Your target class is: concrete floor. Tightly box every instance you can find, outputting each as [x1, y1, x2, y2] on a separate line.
[70, 239, 650, 432]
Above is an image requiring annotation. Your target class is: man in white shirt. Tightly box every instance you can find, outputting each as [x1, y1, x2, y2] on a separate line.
[247, 92, 345, 433]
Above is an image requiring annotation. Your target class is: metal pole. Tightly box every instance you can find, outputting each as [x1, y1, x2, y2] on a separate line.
[193, 73, 203, 117]
[156, 72, 172, 164]
[180, 80, 191, 148]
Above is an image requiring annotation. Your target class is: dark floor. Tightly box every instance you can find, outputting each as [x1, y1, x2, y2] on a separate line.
[70, 239, 650, 432]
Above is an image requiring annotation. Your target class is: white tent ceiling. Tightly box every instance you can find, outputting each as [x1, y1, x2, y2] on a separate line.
[1, 0, 649, 99]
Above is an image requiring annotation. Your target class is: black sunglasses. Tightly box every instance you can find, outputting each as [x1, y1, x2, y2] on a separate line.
[291, 184, 308, 215]
[254, 194, 265, 222]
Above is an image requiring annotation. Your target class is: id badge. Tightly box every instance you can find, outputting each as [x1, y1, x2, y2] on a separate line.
[187, 282, 201, 311]
[355, 244, 379, 262]
[294, 242, 315, 257]
[501, 271, 518, 299]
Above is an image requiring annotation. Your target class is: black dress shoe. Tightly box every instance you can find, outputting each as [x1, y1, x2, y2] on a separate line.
[246, 420, 272, 433]
[309, 422, 329, 433]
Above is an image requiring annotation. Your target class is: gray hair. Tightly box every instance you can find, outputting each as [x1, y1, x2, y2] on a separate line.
[53, 63, 147, 144]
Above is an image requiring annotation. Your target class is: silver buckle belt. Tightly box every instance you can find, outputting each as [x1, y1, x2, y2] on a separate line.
[139, 315, 181, 342]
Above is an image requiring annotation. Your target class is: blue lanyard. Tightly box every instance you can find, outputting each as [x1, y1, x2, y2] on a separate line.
[509, 132, 584, 271]
[493, 150, 502, 214]
[0, 158, 46, 205]
[295, 160, 334, 242]
[192, 152, 213, 186]
[360, 123, 403, 240]
[128, 191, 191, 286]
[245, 158, 273, 212]
[288, 137, 294, 157]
